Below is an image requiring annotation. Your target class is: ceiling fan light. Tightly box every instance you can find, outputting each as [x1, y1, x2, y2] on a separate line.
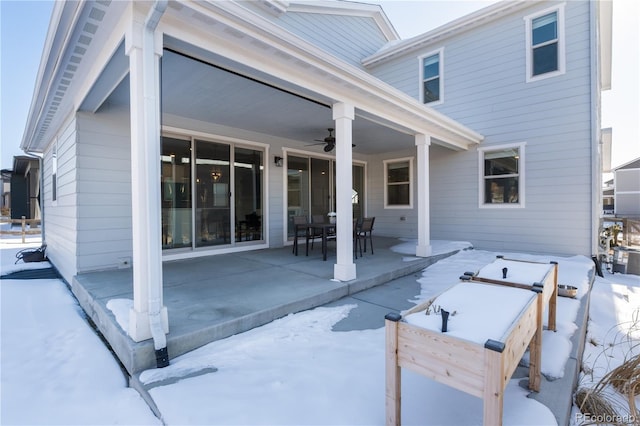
[324, 143, 334, 152]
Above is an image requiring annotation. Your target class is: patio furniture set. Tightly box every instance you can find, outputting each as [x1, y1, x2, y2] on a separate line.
[292, 215, 375, 261]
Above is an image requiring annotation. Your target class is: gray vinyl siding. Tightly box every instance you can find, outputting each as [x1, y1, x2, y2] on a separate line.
[615, 169, 640, 216]
[75, 107, 133, 273]
[275, 12, 389, 68]
[368, 1, 595, 255]
[43, 115, 78, 284]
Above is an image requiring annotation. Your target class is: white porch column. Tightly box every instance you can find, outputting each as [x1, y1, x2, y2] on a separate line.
[415, 134, 433, 257]
[126, 11, 168, 343]
[333, 102, 357, 281]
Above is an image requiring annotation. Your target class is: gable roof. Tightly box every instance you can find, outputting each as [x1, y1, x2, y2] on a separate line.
[362, 0, 529, 68]
[21, 0, 483, 154]
[614, 157, 640, 171]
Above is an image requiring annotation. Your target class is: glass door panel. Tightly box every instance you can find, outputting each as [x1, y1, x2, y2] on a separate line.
[287, 156, 310, 237]
[352, 164, 365, 222]
[331, 162, 365, 222]
[311, 158, 331, 220]
[234, 147, 263, 242]
[161, 137, 192, 249]
[195, 140, 230, 247]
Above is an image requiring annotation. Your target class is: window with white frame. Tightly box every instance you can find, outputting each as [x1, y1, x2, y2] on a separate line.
[384, 158, 413, 208]
[525, 5, 565, 82]
[419, 49, 443, 104]
[51, 141, 58, 202]
[479, 144, 525, 208]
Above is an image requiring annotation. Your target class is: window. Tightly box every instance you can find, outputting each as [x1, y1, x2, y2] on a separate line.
[384, 158, 413, 208]
[479, 144, 525, 208]
[51, 141, 57, 202]
[525, 5, 565, 82]
[419, 49, 443, 104]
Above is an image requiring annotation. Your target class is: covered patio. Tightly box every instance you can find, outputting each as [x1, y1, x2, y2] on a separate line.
[71, 237, 462, 374]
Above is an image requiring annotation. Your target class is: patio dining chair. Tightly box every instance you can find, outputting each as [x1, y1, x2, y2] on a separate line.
[292, 215, 309, 255]
[353, 218, 362, 259]
[310, 215, 326, 250]
[357, 217, 375, 254]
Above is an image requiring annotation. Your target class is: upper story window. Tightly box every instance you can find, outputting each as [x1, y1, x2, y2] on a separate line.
[384, 157, 413, 208]
[479, 143, 525, 208]
[525, 5, 565, 82]
[419, 49, 443, 104]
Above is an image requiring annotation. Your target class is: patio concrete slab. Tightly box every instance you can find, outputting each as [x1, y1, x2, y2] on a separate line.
[71, 237, 449, 374]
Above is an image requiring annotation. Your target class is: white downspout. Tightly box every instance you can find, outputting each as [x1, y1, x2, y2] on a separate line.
[144, 0, 168, 367]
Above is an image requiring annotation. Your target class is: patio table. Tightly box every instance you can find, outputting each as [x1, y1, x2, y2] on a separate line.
[305, 223, 336, 261]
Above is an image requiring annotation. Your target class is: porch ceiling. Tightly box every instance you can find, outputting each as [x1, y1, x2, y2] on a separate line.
[102, 46, 415, 155]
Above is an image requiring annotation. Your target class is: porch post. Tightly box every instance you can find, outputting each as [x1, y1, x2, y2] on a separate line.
[415, 134, 432, 257]
[126, 10, 168, 343]
[333, 102, 357, 281]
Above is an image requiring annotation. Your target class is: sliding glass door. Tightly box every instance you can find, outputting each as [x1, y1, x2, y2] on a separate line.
[161, 137, 192, 249]
[195, 140, 230, 247]
[287, 154, 365, 237]
[162, 136, 263, 251]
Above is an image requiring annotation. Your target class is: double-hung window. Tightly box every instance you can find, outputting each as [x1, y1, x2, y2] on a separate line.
[419, 49, 443, 104]
[479, 143, 525, 208]
[384, 158, 413, 208]
[525, 5, 565, 82]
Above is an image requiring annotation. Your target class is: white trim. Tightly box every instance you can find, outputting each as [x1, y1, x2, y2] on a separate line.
[162, 125, 271, 149]
[383, 156, 414, 209]
[524, 3, 566, 83]
[478, 142, 526, 209]
[418, 48, 444, 106]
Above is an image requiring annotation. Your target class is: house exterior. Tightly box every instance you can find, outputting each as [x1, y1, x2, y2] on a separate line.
[610, 158, 640, 218]
[21, 1, 611, 355]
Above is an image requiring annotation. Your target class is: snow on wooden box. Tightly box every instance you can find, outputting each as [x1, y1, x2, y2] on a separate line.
[465, 257, 558, 332]
[385, 282, 543, 426]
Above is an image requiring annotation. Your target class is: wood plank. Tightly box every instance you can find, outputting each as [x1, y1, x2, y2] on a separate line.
[396, 323, 485, 398]
[483, 349, 505, 426]
[385, 319, 401, 426]
[500, 299, 539, 389]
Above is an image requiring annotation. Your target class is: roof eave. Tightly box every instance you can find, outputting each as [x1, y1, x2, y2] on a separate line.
[20, 1, 83, 154]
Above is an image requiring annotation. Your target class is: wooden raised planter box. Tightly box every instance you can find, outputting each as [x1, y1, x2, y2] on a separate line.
[462, 256, 558, 333]
[385, 282, 544, 426]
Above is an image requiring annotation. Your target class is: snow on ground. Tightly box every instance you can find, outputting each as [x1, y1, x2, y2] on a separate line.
[0, 238, 160, 425]
[2, 233, 638, 425]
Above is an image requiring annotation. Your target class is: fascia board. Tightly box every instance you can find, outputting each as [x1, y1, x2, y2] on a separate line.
[189, 1, 481, 148]
[21, 1, 83, 153]
[362, 1, 530, 68]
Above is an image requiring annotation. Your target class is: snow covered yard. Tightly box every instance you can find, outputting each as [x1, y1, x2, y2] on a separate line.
[1, 235, 638, 425]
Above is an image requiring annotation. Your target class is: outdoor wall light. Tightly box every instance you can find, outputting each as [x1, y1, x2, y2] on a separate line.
[274, 156, 283, 167]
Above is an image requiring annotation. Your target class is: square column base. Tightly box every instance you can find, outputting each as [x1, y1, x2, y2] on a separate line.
[334, 263, 357, 282]
[416, 244, 432, 258]
[128, 306, 169, 343]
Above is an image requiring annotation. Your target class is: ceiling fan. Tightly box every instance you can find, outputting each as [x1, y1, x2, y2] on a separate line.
[308, 128, 355, 152]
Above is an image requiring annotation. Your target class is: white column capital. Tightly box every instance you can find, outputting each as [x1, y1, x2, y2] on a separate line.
[332, 102, 355, 121]
[415, 133, 432, 147]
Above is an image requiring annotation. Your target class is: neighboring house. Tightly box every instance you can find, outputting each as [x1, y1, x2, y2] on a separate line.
[20, 1, 611, 352]
[611, 158, 640, 218]
[0, 169, 10, 214]
[1, 156, 41, 221]
[603, 178, 614, 215]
